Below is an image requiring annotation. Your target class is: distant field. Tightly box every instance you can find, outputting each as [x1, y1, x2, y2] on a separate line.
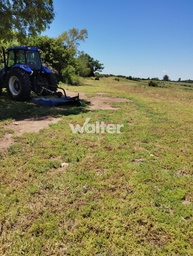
[1, 77, 193, 255]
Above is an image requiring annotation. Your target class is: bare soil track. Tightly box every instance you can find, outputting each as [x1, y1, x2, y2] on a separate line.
[0, 92, 130, 152]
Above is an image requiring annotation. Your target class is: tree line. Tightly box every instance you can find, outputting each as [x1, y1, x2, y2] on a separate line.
[0, 1, 104, 85]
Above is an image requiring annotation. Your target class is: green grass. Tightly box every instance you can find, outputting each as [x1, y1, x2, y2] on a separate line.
[1, 77, 193, 255]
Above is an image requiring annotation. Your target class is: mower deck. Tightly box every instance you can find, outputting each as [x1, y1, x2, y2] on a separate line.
[32, 94, 81, 106]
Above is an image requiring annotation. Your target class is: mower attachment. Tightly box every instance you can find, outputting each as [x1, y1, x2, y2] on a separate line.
[32, 88, 81, 106]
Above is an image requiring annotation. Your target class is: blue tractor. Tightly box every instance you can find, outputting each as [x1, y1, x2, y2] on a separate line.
[0, 46, 80, 105]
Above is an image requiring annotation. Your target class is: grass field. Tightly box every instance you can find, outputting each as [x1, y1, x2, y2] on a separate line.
[1, 77, 193, 255]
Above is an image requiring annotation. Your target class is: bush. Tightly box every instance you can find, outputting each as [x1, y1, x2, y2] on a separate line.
[70, 75, 82, 86]
[62, 66, 82, 85]
[148, 80, 159, 87]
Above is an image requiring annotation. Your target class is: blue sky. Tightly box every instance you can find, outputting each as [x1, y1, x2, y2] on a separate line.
[42, 0, 193, 80]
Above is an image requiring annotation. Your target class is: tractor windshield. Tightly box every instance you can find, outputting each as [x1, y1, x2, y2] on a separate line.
[26, 51, 41, 70]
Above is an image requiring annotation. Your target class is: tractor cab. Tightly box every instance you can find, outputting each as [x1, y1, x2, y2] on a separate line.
[6, 46, 42, 70]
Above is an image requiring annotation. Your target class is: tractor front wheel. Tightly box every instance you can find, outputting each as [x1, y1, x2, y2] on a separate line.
[7, 69, 31, 100]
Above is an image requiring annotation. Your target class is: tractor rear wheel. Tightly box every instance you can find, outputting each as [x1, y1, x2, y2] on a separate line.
[46, 73, 58, 92]
[34, 73, 58, 96]
[6, 69, 31, 100]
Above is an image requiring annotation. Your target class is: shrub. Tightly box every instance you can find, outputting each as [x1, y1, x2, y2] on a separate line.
[62, 66, 82, 85]
[148, 80, 159, 87]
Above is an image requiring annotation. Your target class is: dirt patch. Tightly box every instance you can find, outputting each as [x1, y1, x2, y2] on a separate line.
[0, 92, 130, 152]
[66, 90, 130, 110]
[0, 117, 61, 152]
[87, 95, 129, 110]
[0, 133, 15, 152]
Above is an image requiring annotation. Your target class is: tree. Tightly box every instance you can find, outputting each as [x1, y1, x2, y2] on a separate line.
[76, 52, 104, 77]
[163, 74, 169, 81]
[0, 0, 54, 40]
[58, 28, 88, 53]
[24, 31, 88, 83]
[25, 35, 76, 81]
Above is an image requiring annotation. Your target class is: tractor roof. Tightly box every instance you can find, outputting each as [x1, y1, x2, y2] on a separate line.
[7, 46, 40, 52]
